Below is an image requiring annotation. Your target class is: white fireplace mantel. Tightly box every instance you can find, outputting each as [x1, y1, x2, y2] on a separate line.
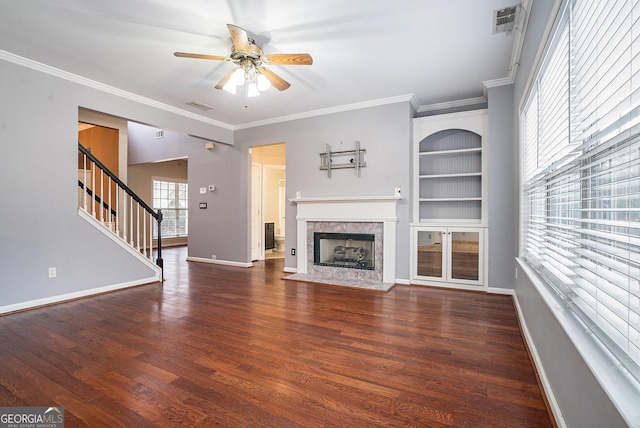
[290, 195, 401, 283]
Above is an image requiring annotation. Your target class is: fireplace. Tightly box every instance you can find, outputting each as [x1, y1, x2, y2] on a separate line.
[314, 232, 375, 270]
[290, 196, 401, 286]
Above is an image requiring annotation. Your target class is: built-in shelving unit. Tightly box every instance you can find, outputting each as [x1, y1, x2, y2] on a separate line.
[410, 109, 488, 290]
[414, 113, 486, 223]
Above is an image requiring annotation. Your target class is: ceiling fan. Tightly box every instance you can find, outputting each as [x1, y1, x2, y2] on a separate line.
[174, 24, 313, 96]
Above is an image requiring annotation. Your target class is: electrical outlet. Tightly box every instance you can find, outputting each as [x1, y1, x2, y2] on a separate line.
[211, 255, 217, 260]
[291, 248, 296, 256]
[48, 267, 56, 278]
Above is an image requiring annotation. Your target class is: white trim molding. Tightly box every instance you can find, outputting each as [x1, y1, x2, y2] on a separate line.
[483, 0, 534, 91]
[0, 277, 159, 315]
[511, 291, 567, 428]
[417, 97, 487, 114]
[0, 49, 233, 130]
[187, 256, 253, 268]
[235, 94, 417, 130]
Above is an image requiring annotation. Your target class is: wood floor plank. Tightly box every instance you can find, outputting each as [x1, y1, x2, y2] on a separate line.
[0, 246, 555, 427]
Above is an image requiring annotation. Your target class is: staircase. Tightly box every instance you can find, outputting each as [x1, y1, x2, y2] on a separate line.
[77, 142, 163, 278]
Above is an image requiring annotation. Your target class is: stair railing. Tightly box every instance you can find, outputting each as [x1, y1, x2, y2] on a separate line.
[78, 143, 163, 275]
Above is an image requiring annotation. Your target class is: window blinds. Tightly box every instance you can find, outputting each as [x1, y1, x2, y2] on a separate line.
[522, 0, 640, 381]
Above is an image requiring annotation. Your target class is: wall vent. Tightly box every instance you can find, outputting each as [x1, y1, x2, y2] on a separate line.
[186, 101, 214, 111]
[493, 4, 519, 34]
[155, 129, 164, 139]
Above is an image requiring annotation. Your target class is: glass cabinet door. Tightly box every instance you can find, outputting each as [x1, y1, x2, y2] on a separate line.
[415, 230, 445, 280]
[449, 230, 480, 281]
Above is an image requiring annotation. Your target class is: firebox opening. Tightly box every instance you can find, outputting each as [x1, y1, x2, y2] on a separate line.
[313, 232, 375, 270]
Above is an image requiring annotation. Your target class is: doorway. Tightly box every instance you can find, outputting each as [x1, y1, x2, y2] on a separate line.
[250, 143, 286, 261]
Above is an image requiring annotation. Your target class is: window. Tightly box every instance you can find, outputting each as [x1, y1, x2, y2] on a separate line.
[153, 179, 188, 239]
[521, 0, 640, 382]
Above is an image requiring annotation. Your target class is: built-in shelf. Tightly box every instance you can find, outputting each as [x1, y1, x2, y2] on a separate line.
[419, 172, 482, 179]
[410, 110, 489, 290]
[419, 197, 482, 202]
[419, 147, 482, 156]
[413, 110, 487, 223]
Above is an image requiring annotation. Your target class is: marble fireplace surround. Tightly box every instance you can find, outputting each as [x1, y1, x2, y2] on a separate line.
[289, 196, 400, 288]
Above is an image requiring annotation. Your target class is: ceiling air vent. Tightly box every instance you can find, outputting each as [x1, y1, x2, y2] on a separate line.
[493, 4, 519, 35]
[186, 101, 214, 111]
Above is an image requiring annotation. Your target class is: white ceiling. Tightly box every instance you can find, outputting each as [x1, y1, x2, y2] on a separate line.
[0, 0, 519, 127]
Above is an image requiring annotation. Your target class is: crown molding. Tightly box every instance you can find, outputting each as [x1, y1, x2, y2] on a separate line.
[233, 94, 416, 130]
[409, 94, 420, 112]
[483, 0, 533, 93]
[417, 96, 487, 113]
[0, 50, 234, 131]
[483, 76, 514, 88]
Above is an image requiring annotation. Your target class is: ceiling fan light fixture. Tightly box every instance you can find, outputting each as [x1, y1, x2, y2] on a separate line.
[222, 80, 237, 94]
[176, 24, 311, 97]
[247, 81, 260, 97]
[230, 68, 245, 86]
[256, 72, 271, 92]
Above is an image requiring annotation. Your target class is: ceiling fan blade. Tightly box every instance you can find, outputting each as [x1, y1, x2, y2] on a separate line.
[262, 68, 291, 91]
[227, 24, 251, 52]
[174, 52, 228, 61]
[265, 53, 313, 65]
[214, 68, 238, 90]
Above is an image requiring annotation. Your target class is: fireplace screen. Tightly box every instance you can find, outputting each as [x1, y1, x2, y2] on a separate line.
[313, 232, 375, 270]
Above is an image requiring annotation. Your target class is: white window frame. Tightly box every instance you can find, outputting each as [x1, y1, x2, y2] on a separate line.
[152, 177, 188, 239]
[520, 0, 640, 402]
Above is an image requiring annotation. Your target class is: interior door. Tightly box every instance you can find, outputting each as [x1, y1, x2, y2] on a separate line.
[251, 163, 262, 261]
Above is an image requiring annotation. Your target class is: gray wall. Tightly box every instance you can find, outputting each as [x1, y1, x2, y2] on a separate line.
[487, 84, 517, 289]
[235, 102, 413, 278]
[0, 58, 230, 309]
[128, 121, 248, 263]
[511, 0, 627, 425]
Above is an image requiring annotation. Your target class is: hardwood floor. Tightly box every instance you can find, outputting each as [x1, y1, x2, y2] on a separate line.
[0, 247, 554, 427]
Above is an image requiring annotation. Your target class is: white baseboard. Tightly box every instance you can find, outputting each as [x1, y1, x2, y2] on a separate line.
[394, 278, 411, 285]
[512, 293, 566, 428]
[487, 287, 515, 295]
[0, 277, 160, 315]
[186, 256, 252, 268]
[283, 267, 297, 273]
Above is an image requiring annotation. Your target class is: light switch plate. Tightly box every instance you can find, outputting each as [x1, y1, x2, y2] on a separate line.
[199, 187, 207, 194]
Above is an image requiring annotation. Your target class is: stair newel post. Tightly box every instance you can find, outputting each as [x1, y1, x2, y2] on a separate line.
[156, 209, 164, 281]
